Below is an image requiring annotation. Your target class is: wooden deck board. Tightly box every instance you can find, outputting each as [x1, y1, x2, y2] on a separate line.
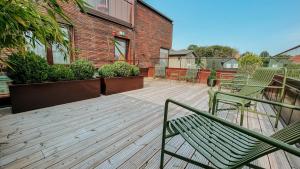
[0, 78, 298, 169]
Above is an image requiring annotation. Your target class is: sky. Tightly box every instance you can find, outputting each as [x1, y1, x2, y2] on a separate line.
[144, 0, 300, 55]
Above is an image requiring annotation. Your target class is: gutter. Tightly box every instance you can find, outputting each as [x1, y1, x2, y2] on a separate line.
[137, 0, 173, 23]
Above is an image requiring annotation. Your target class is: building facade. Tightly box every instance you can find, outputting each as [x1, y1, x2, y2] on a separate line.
[51, 0, 173, 68]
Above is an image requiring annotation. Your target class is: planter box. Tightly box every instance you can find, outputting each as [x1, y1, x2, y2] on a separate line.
[9, 79, 100, 113]
[101, 76, 144, 95]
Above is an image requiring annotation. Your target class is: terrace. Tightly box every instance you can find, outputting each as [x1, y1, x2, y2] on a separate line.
[1, 78, 299, 169]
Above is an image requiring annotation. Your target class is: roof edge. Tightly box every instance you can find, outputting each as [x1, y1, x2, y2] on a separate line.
[137, 0, 173, 23]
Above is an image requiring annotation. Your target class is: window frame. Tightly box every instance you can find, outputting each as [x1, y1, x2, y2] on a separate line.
[48, 24, 74, 65]
[35, 24, 73, 65]
[114, 37, 129, 61]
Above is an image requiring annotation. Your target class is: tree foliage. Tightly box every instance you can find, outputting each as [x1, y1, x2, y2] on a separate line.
[238, 52, 263, 75]
[187, 44, 239, 58]
[259, 51, 270, 58]
[0, 0, 87, 64]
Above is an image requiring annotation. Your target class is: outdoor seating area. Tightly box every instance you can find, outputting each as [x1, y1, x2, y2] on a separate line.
[0, 78, 299, 169]
[1, 0, 300, 168]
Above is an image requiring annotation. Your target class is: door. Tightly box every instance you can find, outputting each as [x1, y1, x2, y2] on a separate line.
[114, 37, 128, 61]
[159, 48, 169, 66]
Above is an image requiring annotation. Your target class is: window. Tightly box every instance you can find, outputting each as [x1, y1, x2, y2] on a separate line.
[86, 0, 109, 12]
[114, 37, 128, 60]
[52, 27, 70, 64]
[27, 26, 71, 64]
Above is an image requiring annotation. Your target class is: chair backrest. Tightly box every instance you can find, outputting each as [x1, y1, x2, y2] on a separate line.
[154, 64, 166, 77]
[231, 121, 300, 168]
[238, 68, 282, 96]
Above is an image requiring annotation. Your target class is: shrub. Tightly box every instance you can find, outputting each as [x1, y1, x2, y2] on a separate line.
[208, 68, 216, 80]
[70, 59, 95, 80]
[7, 52, 49, 84]
[112, 61, 132, 77]
[48, 65, 75, 81]
[130, 65, 140, 76]
[98, 64, 116, 78]
[98, 61, 140, 78]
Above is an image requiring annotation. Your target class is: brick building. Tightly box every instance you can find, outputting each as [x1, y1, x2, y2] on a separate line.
[32, 0, 173, 68]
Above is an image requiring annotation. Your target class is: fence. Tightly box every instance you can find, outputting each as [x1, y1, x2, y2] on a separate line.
[149, 57, 238, 70]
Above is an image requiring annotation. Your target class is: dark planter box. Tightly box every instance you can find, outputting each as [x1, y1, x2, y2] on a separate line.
[101, 76, 144, 95]
[9, 79, 100, 113]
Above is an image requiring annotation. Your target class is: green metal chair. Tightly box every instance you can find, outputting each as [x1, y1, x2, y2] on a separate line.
[154, 64, 166, 78]
[161, 97, 300, 169]
[209, 67, 287, 128]
[218, 72, 250, 92]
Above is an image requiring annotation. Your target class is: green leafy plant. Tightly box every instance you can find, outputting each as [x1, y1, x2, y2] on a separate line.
[98, 64, 116, 78]
[113, 61, 132, 77]
[238, 52, 262, 76]
[7, 52, 49, 84]
[207, 68, 217, 86]
[0, 0, 87, 66]
[48, 65, 75, 81]
[208, 68, 217, 81]
[130, 65, 140, 76]
[70, 59, 95, 80]
[98, 61, 140, 78]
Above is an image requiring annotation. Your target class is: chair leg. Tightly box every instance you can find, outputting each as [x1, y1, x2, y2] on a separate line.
[160, 149, 165, 169]
[212, 100, 219, 116]
[240, 105, 245, 126]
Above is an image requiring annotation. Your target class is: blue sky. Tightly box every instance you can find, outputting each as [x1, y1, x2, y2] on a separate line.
[144, 0, 300, 55]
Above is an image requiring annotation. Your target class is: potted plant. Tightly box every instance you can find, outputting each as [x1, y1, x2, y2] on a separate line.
[98, 61, 143, 95]
[207, 68, 217, 87]
[7, 52, 100, 113]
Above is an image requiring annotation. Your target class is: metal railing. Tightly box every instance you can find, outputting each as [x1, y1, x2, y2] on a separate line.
[265, 76, 300, 125]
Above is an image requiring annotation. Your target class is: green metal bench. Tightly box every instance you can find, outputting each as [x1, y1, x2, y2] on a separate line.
[160, 97, 300, 169]
[209, 67, 287, 128]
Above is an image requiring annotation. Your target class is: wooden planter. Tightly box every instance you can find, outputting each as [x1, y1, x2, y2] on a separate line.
[101, 76, 144, 95]
[9, 79, 100, 113]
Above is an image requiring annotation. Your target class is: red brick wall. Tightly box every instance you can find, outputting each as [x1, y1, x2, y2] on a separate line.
[135, 2, 173, 68]
[61, 3, 135, 68]
[60, 2, 173, 68]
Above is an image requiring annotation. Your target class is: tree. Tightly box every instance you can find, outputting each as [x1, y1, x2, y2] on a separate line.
[0, 0, 87, 64]
[259, 51, 270, 58]
[238, 52, 263, 75]
[187, 44, 198, 51]
[187, 45, 239, 58]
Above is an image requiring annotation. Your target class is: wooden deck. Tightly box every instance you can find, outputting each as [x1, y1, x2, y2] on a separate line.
[0, 78, 299, 169]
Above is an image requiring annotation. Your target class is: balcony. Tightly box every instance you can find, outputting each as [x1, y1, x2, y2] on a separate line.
[86, 0, 134, 27]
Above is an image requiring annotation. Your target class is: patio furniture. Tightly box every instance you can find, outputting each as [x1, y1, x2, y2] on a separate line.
[160, 98, 300, 169]
[218, 72, 250, 92]
[208, 67, 287, 127]
[154, 64, 166, 78]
